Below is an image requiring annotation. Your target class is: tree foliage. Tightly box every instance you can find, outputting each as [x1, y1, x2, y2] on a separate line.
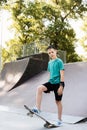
[0, 0, 7, 6]
[2, 0, 87, 63]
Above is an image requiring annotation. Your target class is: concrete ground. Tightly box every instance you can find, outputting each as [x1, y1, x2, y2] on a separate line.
[0, 106, 87, 130]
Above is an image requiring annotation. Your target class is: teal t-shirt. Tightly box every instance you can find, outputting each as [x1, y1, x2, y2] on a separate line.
[47, 58, 64, 84]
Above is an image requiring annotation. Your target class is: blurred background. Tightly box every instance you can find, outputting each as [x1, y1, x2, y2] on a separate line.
[0, 0, 87, 71]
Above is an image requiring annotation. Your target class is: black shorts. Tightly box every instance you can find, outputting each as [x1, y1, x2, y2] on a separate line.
[43, 82, 63, 101]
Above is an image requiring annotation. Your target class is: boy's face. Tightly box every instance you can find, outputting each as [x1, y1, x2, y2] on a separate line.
[47, 48, 57, 59]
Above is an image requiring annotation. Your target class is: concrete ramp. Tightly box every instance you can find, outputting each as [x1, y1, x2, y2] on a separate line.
[0, 58, 29, 92]
[63, 62, 87, 117]
[0, 53, 48, 93]
[0, 62, 87, 125]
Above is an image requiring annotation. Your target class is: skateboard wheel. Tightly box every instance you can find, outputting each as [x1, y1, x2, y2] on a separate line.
[27, 112, 33, 117]
[44, 123, 48, 128]
[44, 123, 52, 128]
[44, 123, 56, 128]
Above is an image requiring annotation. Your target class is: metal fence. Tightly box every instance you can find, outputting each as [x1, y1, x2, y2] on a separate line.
[0, 43, 66, 71]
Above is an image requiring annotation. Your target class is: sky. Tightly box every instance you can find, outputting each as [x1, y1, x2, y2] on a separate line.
[69, 19, 86, 55]
[0, 9, 86, 56]
[0, 10, 14, 48]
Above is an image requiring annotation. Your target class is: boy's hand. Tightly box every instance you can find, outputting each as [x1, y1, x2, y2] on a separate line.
[58, 86, 63, 95]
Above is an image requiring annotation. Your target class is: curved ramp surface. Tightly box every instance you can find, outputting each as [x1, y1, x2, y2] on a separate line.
[0, 58, 29, 92]
[0, 53, 48, 93]
[63, 62, 87, 117]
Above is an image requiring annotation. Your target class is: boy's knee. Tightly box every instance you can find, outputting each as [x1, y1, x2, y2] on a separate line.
[37, 85, 44, 92]
[56, 100, 62, 105]
[37, 85, 47, 92]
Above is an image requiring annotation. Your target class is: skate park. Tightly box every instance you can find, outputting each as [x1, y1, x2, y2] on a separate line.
[1, 0, 87, 129]
[0, 53, 87, 130]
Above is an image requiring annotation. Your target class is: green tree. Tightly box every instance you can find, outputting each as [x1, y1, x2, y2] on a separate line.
[2, 0, 87, 63]
[0, 0, 7, 6]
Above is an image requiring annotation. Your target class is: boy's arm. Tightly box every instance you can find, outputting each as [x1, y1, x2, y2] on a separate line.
[58, 70, 65, 95]
[60, 70, 64, 82]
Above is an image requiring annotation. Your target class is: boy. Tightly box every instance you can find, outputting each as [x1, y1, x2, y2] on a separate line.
[32, 45, 65, 126]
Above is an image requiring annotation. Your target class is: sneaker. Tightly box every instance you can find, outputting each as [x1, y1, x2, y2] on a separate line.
[32, 107, 41, 114]
[55, 120, 63, 127]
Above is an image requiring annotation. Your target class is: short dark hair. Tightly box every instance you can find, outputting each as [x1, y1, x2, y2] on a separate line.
[46, 45, 56, 51]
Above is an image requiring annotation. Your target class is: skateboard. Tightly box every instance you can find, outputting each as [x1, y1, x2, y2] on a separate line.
[24, 105, 58, 128]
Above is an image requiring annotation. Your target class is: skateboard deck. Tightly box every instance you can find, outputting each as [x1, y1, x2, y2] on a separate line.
[24, 105, 58, 128]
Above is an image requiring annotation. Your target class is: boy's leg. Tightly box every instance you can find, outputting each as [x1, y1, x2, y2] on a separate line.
[56, 100, 62, 121]
[36, 85, 47, 110]
[54, 85, 63, 121]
